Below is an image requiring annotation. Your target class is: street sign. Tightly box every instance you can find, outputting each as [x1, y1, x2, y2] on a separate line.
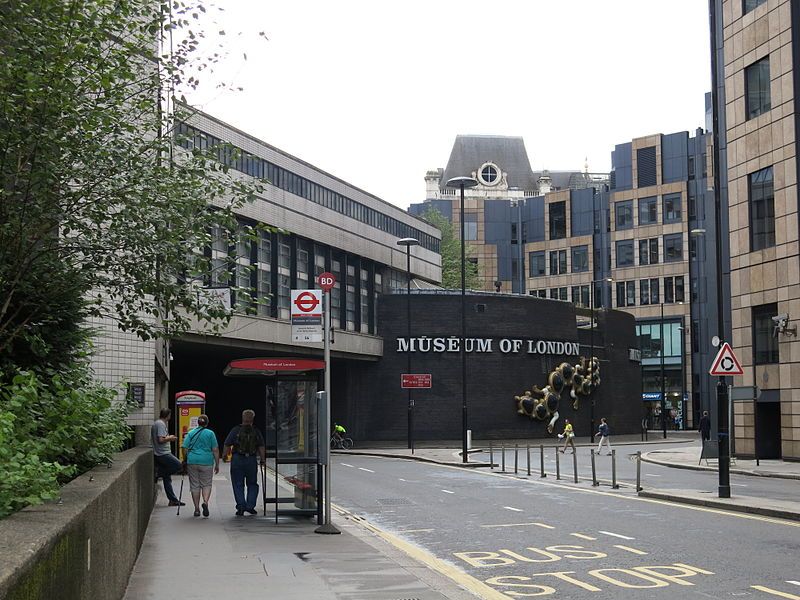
[730, 385, 760, 401]
[709, 342, 744, 376]
[401, 374, 432, 389]
[317, 272, 336, 292]
[291, 289, 323, 342]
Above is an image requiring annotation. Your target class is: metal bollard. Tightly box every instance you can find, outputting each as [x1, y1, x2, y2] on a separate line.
[591, 449, 598, 486]
[540, 444, 546, 478]
[501, 443, 506, 472]
[556, 448, 561, 480]
[636, 450, 642, 492]
[526, 445, 531, 476]
[611, 449, 619, 489]
[514, 444, 519, 474]
[572, 449, 578, 483]
[489, 440, 494, 470]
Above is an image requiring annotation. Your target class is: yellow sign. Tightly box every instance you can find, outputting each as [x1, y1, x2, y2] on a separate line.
[176, 390, 205, 460]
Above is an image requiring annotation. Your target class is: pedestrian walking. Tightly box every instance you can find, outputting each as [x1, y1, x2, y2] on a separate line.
[559, 419, 576, 454]
[223, 409, 266, 516]
[182, 414, 220, 518]
[594, 417, 612, 455]
[698, 410, 711, 443]
[151, 408, 185, 507]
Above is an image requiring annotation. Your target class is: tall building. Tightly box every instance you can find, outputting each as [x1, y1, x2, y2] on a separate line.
[711, 0, 799, 460]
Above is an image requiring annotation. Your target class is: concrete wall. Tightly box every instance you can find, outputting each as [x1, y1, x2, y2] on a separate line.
[0, 448, 153, 600]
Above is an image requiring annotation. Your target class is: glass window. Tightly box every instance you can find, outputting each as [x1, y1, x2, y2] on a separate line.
[278, 274, 290, 320]
[549, 201, 566, 240]
[663, 193, 682, 223]
[346, 263, 356, 331]
[675, 276, 684, 303]
[753, 303, 779, 364]
[626, 281, 636, 307]
[639, 238, 659, 265]
[571, 245, 589, 272]
[616, 240, 634, 267]
[664, 233, 683, 262]
[258, 231, 272, 265]
[744, 0, 767, 13]
[746, 56, 771, 120]
[278, 241, 291, 269]
[257, 269, 271, 317]
[559, 287, 568, 301]
[529, 251, 546, 277]
[615, 200, 633, 230]
[550, 288, 559, 300]
[665, 277, 674, 304]
[749, 166, 775, 251]
[235, 264, 252, 311]
[640, 279, 650, 306]
[360, 268, 370, 333]
[649, 278, 659, 304]
[638, 196, 657, 225]
[463, 212, 478, 241]
[211, 225, 227, 253]
[549, 249, 567, 275]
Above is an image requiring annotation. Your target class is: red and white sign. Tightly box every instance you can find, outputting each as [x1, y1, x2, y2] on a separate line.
[317, 272, 336, 292]
[291, 289, 323, 342]
[709, 342, 744, 376]
[401, 374, 432, 389]
[225, 358, 326, 375]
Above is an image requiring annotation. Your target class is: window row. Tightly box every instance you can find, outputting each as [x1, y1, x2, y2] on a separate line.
[615, 234, 683, 267]
[529, 246, 589, 277]
[614, 194, 682, 230]
[528, 285, 591, 307]
[616, 276, 685, 308]
[175, 122, 438, 253]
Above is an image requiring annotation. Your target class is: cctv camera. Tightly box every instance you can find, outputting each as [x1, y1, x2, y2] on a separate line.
[772, 313, 789, 324]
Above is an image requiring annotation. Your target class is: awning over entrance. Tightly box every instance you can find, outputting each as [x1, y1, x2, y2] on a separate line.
[223, 357, 325, 377]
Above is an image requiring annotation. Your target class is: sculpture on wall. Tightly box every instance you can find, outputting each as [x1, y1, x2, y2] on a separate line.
[515, 357, 600, 433]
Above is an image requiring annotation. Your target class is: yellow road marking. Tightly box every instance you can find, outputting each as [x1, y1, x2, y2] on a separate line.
[570, 533, 597, 540]
[614, 544, 648, 555]
[332, 504, 510, 600]
[481, 522, 554, 529]
[752, 586, 800, 599]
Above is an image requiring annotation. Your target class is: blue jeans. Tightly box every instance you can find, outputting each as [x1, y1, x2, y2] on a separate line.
[154, 453, 182, 503]
[230, 455, 259, 511]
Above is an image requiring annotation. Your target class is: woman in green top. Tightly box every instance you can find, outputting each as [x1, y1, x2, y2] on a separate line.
[182, 414, 220, 517]
[559, 419, 576, 454]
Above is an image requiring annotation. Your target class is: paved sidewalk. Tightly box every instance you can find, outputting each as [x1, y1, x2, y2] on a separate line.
[641, 444, 800, 480]
[124, 463, 474, 600]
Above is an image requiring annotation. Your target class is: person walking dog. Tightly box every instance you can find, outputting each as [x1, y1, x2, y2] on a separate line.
[182, 414, 220, 518]
[595, 417, 612, 455]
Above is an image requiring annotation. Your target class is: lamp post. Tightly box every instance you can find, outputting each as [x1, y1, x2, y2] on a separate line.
[446, 175, 479, 463]
[397, 237, 419, 453]
[589, 277, 613, 438]
[660, 301, 667, 439]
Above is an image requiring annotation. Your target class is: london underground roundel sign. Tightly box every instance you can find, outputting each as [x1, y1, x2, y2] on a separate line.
[293, 290, 320, 313]
[317, 271, 336, 292]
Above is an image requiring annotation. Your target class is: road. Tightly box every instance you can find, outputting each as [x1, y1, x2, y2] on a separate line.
[330, 451, 800, 599]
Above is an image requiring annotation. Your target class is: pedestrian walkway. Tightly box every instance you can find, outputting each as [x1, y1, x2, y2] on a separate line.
[641, 444, 800, 480]
[124, 463, 473, 600]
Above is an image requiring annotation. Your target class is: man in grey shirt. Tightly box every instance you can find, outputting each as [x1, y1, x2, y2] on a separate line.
[151, 408, 184, 506]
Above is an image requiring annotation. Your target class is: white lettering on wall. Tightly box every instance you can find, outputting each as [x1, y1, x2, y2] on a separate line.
[396, 337, 579, 357]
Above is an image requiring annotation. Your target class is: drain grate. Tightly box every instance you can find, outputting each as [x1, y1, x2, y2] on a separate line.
[376, 497, 413, 506]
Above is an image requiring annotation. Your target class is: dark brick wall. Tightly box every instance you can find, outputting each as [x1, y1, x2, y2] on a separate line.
[339, 293, 641, 442]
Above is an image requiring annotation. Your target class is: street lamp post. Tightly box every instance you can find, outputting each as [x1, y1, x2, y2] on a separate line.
[589, 277, 612, 438]
[397, 237, 419, 453]
[446, 176, 479, 463]
[660, 302, 667, 439]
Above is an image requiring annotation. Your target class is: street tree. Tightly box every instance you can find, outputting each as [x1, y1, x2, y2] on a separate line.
[422, 208, 481, 290]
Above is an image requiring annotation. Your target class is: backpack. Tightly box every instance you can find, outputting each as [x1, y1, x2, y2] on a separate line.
[236, 425, 258, 455]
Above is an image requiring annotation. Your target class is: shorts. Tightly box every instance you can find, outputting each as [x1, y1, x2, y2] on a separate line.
[187, 464, 214, 492]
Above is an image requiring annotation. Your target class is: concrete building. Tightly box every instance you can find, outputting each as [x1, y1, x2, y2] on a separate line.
[710, 0, 799, 460]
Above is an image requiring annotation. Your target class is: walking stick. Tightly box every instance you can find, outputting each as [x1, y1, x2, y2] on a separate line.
[177, 475, 185, 516]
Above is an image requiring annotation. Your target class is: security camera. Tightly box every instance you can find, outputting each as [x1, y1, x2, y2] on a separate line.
[772, 313, 796, 337]
[772, 313, 789, 325]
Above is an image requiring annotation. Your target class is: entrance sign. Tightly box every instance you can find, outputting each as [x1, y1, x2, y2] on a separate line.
[401, 374, 432, 389]
[709, 342, 744, 376]
[224, 358, 325, 375]
[317, 272, 336, 292]
[291, 289, 323, 342]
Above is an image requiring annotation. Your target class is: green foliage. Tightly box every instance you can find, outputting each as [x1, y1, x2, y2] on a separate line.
[422, 208, 481, 289]
[0, 365, 131, 518]
[0, 0, 262, 362]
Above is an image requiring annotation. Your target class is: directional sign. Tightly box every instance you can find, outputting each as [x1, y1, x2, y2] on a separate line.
[317, 272, 336, 292]
[401, 374, 432, 389]
[291, 289, 323, 342]
[709, 342, 744, 376]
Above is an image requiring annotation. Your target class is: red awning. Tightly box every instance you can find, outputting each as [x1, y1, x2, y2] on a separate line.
[223, 357, 325, 377]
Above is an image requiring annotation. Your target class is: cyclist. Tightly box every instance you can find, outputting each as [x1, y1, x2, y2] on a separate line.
[332, 422, 346, 443]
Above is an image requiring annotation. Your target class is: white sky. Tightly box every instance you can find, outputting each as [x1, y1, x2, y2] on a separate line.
[186, 1, 711, 210]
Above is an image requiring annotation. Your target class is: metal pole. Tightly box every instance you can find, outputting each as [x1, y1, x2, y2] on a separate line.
[591, 449, 598, 486]
[501, 443, 506, 472]
[661, 302, 667, 439]
[572, 449, 578, 483]
[460, 183, 468, 463]
[590, 283, 595, 439]
[489, 440, 494, 470]
[514, 444, 518, 474]
[636, 450, 642, 492]
[718, 379, 731, 497]
[527, 444, 531, 476]
[540, 444, 546, 478]
[611, 449, 619, 489]
[555, 448, 561, 480]
[753, 393, 759, 466]
[316, 291, 340, 534]
[406, 245, 414, 453]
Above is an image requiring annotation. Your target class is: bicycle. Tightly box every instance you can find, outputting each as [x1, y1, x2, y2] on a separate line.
[330, 432, 354, 450]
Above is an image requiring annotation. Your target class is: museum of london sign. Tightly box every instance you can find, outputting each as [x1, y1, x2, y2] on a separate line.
[396, 337, 580, 356]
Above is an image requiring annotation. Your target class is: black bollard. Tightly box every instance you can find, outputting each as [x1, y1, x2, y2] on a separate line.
[514, 444, 518, 474]
[591, 449, 598, 486]
[611, 449, 619, 489]
[636, 450, 642, 492]
[556, 448, 561, 480]
[501, 443, 506, 472]
[526, 445, 531, 476]
[540, 444, 546, 478]
[572, 449, 578, 483]
[489, 440, 494, 470]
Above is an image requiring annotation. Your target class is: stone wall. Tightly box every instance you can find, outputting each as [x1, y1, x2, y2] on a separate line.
[0, 447, 153, 600]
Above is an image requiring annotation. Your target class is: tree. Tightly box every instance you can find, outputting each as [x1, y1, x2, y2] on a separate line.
[0, 0, 260, 371]
[422, 208, 481, 290]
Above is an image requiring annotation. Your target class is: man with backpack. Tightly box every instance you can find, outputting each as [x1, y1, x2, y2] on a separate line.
[223, 409, 266, 516]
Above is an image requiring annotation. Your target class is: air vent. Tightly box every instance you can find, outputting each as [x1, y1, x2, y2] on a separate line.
[475, 304, 487, 313]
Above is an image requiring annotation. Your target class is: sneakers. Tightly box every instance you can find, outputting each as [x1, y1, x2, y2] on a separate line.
[193, 509, 201, 517]
[235, 510, 244, 516]
[245, 508, 257, 515]
[168, 500, 186, 507]
[202, 503, 209, 517]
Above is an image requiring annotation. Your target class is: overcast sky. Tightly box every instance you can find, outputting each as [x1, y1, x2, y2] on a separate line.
[185, 1, 711, 210]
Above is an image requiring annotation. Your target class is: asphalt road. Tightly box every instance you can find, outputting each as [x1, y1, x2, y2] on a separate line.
[330, 453, 800, 599]
[472, 441, 800, 503]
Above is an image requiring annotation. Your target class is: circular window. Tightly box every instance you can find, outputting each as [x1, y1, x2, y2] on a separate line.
[479, 163, 500, 186]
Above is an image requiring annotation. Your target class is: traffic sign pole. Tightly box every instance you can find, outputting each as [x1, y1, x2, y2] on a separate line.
[316, 280, 339, 535]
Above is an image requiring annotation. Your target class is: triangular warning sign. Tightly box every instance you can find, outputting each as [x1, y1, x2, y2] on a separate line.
[709, 342, 744, 376]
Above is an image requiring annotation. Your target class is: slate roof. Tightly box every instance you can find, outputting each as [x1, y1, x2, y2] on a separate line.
[441, 135, 539, 192]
